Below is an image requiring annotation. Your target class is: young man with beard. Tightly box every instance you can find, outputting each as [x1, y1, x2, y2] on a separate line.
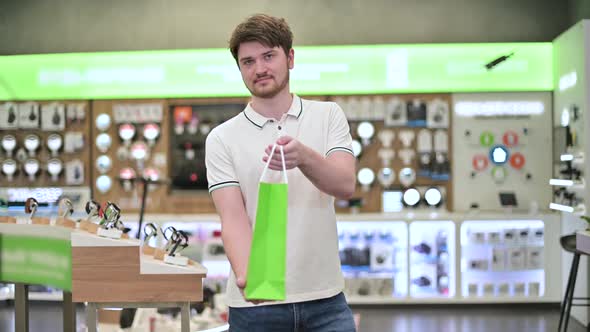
[205, 13, 357, 331]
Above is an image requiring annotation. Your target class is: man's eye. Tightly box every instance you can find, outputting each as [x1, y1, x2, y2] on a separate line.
[243, 60, 253, 65]
[264, 54, 273, 60]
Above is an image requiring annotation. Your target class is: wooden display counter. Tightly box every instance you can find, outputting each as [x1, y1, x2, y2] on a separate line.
[0, 221, 207, 332]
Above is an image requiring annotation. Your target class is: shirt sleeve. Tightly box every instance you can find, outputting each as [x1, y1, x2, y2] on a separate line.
[205, 130, 240, 193]
[325, 102, 354, 157]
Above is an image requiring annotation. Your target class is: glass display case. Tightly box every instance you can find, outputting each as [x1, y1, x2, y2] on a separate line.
[461, 220, 545, 298]
[338, 221, 408, 299]
[409, 221, 456, 298]
[70, 213, 557, 305]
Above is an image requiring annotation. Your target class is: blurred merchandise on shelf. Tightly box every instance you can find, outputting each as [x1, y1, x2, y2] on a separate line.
[159, 221, 230, 280]
[338, 221, 407, 298]
[332, 94, 453, 214]
[0, 101, 91, 212]
[409, 221, 455, 298]
[91, 101, 168, 212]
[169, 103, 244, 191]
[461, 220, 545, 298]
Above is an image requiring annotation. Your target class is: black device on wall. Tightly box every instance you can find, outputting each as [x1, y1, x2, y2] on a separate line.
[499, 192, 518, 207]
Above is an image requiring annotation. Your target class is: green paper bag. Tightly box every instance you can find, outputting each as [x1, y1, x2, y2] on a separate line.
[245, 144, 288, 301]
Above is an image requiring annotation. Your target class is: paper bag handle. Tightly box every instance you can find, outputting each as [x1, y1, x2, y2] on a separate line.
[259, 143, 288, 184]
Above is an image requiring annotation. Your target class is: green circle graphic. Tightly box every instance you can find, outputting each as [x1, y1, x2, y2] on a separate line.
[480, 132, 495, 147]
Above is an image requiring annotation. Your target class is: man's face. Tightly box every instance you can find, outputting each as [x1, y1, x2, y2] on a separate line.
[237, 41, 294, 99]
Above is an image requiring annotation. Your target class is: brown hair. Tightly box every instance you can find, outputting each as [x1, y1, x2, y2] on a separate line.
[229, 14, 293, 64]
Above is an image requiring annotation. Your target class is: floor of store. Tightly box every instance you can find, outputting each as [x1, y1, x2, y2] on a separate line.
[0, 302, 585, 332]
[353, 304, 585, 332]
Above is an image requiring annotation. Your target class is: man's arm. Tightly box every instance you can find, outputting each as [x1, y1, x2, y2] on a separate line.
[210, 186, 252, 287]
[299, 144, 356, 199]
[264, 137, 356, 200]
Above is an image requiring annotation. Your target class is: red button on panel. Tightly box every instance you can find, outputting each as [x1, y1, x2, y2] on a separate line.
[503, 131, 519, 147]
[472, 154, 489, 171]
[510, 152, 526, 170]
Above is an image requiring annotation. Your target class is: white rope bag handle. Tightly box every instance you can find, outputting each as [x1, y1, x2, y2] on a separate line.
[259, 143, 288, 184]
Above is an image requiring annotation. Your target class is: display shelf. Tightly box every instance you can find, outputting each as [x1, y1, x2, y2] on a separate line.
[0, 290, 63, 302]
[129, 211, 551, 223]
[461, 219, 546, 298]
[462, 242, 544, 248]
[0, 285, 11, 301]
[0, 222, 208, 304]
[70, 231, 206, 303]
[347, 296, 556, 305]
[462, 269, 544, 273]
[339, 221, 408, 297]
[409, 221, 455, 298]
[124, 213, 221, 223]
[0, 278, 70, 302]
[29, 291, 63, 301]
[342, 266, 402, 274]
[113, 213, 560, 304]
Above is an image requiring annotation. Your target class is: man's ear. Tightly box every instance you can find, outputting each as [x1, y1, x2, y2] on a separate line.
[288, 48, 295, 69]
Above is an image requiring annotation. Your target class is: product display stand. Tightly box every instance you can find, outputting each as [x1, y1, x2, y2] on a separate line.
[14, 283, 29, 332]
[62, 291, 76, 332]
[86, 302, 190, 332]
[0, 222, 75, 332]
[0, 222, 207, 332]
[71, 231, 206, 332]
[12, 284, 74, 332]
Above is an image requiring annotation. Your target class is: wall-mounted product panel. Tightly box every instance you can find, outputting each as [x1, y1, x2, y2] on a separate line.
[90, 100, 169, 212]
[168, 100, 244, 191]
[332, 94, 453, 213]
[452, 92, 553, 212]
[0, 100, 92, 212]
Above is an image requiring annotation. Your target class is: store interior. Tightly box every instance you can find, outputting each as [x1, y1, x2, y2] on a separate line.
[1, 1, 590, 331]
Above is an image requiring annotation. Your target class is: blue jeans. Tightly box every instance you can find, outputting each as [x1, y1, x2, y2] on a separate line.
[228, 292, 356, 332]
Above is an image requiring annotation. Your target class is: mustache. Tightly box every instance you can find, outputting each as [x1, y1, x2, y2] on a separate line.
[254, 75, 273, 82]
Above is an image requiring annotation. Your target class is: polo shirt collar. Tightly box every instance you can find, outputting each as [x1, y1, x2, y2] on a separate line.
[243, 94, 303, 129]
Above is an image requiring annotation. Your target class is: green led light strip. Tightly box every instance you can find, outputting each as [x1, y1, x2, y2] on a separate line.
[0, 43, 552, 100]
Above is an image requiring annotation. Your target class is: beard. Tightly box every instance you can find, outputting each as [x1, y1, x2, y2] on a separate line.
[247, 70, 290, 99]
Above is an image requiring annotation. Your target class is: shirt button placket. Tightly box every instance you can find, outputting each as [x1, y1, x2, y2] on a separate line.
[277, 122, 286, 138]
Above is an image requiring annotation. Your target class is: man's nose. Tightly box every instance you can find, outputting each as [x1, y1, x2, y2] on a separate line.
[254, 61, 268, 75]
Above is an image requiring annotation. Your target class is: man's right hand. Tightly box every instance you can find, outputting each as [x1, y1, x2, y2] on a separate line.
[237, 276, 265, 305]
[237, 276, 247, 297]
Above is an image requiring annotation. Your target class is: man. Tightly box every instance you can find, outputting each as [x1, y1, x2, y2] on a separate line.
[205, 13, 357, 331]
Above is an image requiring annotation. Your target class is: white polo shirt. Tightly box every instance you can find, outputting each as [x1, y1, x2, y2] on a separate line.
[205, 94, 353, 308]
